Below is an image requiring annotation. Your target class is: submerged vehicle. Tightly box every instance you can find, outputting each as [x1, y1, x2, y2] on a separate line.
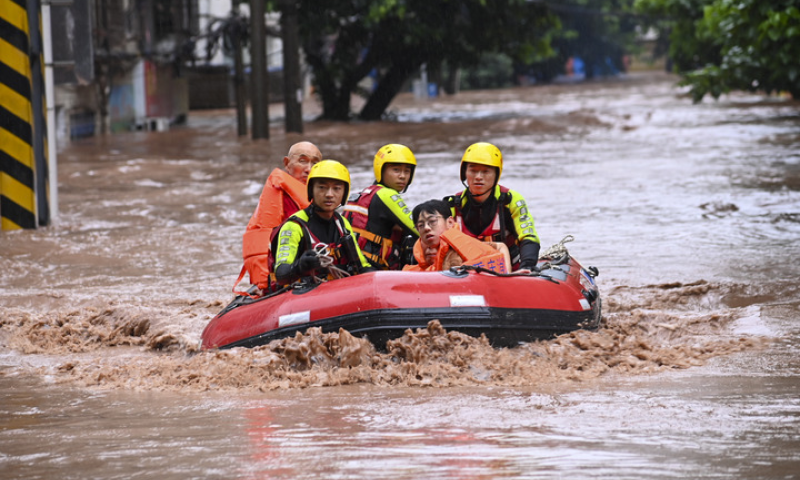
[201, 249, 601, 350]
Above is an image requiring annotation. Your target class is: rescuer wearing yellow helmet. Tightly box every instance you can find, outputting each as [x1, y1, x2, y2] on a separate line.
[445, 142, 541, 272]
[343, 144, 419, 269]
[272, 160, 373, 285]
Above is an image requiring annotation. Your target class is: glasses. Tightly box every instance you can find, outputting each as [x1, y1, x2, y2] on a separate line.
[415, 215, 443, 231]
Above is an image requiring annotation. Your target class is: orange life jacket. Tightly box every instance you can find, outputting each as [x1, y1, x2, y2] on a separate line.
[403, 227, 508, 273]
[235, 169, 309, 292]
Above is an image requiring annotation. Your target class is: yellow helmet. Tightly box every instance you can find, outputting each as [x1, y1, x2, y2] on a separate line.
[373, 144, 416, 191]
[307, 160, 351, 206]
[460, 142, 503, 184]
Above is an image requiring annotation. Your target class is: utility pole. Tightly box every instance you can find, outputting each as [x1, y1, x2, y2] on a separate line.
[280, 0, 302, 133]
[27, 0, 49, 226]
[249, 0, 269, 139]
[232, 3, 247, 136]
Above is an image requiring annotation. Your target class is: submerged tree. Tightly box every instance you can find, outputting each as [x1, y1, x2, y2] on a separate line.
[295, 0, 559, 121]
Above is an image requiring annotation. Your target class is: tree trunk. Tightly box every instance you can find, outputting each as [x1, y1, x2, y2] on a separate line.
[249, 0, 269, 139]
[358, 61, 418, 121]
[305, 51, 352, 121]
[232, 5, 247, 137]
[319, 81, 352, 121]
[95, 65, 110, 135]
[443, 65, 461, 95]
[280, 0, 303, 133]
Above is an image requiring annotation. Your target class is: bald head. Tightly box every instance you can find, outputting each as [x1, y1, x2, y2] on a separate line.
[283, 141, 322, 183]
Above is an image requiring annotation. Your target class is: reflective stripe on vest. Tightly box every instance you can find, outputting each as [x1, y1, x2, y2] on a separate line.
[275, 210, 352, 281]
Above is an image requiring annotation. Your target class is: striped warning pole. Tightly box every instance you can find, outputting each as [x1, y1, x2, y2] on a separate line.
[1, 0, 49, 230]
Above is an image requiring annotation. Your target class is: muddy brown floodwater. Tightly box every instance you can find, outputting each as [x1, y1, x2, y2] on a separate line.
[1, 72, 799, 479]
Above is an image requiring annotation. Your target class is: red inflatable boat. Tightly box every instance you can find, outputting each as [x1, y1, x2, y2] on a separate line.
[201, 254, 601, 350]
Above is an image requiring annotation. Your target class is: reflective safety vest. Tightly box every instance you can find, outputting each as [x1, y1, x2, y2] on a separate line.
[404, 227, 508, 273]
[343, 184, 401, 268]
[272, 208, 362, 282]
[450, 186, 514, 242]
[448, 186, 522, 267]
[236, 169, 309, 292]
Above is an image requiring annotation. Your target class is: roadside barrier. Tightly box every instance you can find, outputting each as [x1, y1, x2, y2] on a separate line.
[1, 0, 49, 230]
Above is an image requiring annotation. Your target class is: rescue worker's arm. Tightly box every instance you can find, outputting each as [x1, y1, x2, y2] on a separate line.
[374, 188, 419, 238]
[507, 190, 541, 270]
[273, 221, 315, 284]
[518, 240, 541, 271]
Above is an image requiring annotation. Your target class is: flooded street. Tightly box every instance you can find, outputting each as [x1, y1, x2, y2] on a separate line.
[2, 72, 799, 478]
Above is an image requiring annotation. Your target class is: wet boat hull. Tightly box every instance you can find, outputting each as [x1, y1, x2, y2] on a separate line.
[201, 257, 601, 350]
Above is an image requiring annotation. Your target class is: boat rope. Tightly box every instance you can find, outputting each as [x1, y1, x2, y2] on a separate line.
[538, 234, 574, 260]
[534, 235, 577, 275]
[313, 244, 351, 279]
[453, 264, 542, 278]
[451, 235, 578, 279]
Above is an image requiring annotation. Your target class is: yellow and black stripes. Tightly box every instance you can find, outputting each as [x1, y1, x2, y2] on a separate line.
[1, 0, 43, 229]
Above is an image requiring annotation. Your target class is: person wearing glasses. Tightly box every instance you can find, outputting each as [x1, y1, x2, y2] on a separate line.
[445, 142, 540, 273]
[343, 144, 419, 270]
[402, 199, 510, 273]
[237, 142, 322, 294]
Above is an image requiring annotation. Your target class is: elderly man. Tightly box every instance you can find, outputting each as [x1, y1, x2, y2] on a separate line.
[236, 141, 322, 294]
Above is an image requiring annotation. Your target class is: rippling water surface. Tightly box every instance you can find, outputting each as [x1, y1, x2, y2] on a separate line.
[1, 72, 799, 479]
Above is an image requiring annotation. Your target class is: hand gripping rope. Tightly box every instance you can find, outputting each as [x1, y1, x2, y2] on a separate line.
[535, 234, 574, 274]
[312, 244, 351, 280]
[453, 234, 576, 279]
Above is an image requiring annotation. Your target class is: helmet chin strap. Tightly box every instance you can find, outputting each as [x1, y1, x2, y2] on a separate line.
[465, 182, 494, 204]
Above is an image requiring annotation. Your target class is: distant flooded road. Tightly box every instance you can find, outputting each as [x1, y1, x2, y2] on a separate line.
[2, 72, 799, 479]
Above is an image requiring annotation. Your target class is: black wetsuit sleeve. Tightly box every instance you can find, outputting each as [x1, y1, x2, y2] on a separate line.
[518, 239, 541, 270]
[275, 262, 299, 285]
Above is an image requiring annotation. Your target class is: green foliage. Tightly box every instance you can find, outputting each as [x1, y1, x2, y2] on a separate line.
[291, 0, 559, 120]
[636, 0, 800, 101]
[461, 53, 515, 90]
[634, 0, 718, 71]
[518, 0, 640, 83]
